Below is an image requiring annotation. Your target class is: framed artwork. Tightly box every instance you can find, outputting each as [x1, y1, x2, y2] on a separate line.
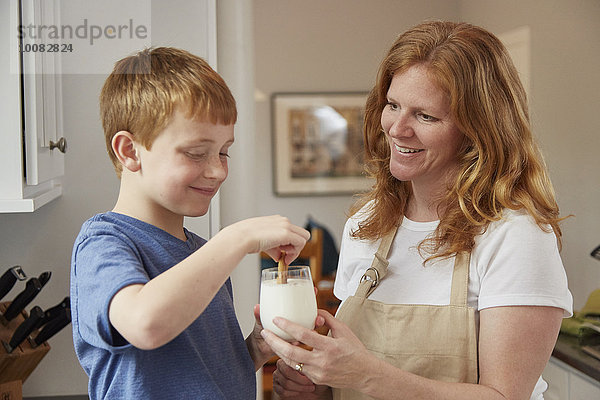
[271, 92, 371, 196]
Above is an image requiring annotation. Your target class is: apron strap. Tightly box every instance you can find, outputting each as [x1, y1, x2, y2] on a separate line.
[355, 227, 397, 300]
[449, 252, 471, 306]
[354, 225, 471, 307]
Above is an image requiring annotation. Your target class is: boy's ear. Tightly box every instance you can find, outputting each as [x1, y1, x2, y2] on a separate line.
[111, 131, 141, 172]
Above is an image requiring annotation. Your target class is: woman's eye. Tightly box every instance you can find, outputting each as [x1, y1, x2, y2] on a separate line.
[386, 101, 398, 111]
[219, 152, 230, 159]
[418, 113, 438, 122]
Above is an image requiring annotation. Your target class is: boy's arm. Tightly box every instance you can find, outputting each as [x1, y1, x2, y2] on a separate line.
[108, 215, 309, 350]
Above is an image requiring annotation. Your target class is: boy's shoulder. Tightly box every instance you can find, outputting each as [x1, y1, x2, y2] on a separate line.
[78, 212, 129, 236]
[77, 211, 207, 249]
[75, 212, 152, 249]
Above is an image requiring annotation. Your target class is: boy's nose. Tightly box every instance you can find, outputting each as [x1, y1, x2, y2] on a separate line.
[204, 155, 228, 180]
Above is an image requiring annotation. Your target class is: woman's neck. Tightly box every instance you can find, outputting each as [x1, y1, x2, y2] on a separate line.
[404, 183, 445, 222]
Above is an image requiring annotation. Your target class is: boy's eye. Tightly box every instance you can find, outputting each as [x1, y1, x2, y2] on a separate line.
[185, 152, 206, 159]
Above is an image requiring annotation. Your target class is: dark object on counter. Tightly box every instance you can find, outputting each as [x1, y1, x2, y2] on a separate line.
[2, 277, 42, 322]
[553, 333, 600, 383]
[41, 296, 69, 322]
[560, 289, 600, 346]
[32, 307, 71, 347]
[2, 271, 51, 323]
[592, 245, 600, 260]
[0, 266, 27, 301]
[32, 297, 71, 347]
[0, 301, 51, 385]
[37, 271, 51, 287]
[2, 306, 45, 353]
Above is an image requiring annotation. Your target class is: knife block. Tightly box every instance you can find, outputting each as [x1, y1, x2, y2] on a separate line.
[0, 302, 50, 385]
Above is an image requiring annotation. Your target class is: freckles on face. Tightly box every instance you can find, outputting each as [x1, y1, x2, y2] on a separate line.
[137, 111, 234, 217]
[381, 65, 464, 188]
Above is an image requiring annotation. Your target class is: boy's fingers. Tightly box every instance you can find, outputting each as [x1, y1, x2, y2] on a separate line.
[274, 359, 315, 390]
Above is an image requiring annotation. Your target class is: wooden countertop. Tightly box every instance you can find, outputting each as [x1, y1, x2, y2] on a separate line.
[552, 333, 600, 382]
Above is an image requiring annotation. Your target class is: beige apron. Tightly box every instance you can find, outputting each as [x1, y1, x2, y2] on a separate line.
[332, 228, 478, 400]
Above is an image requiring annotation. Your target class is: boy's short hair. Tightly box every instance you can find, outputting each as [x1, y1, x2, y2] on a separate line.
[100, 47, 237, 177]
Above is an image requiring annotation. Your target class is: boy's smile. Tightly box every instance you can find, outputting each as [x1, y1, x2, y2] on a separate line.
[128, 110, 234, 236]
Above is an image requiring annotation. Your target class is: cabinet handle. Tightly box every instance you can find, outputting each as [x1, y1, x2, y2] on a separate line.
[49, 137, 67, 153]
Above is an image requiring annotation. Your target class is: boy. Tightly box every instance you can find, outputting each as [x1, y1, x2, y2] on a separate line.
[70, 47, 310, 399]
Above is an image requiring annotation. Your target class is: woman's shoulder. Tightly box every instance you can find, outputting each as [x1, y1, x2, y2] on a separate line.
[481, 208, 552, 239]
[473, 208, 559, 258]
[345, 201, 374, 229]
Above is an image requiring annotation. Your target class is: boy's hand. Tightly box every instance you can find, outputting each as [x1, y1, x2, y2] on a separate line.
[246, 304, 275, 370]
[224, 215, 310, 265]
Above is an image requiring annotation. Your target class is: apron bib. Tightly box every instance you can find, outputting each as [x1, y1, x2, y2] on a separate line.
[333, 228, 478, 400]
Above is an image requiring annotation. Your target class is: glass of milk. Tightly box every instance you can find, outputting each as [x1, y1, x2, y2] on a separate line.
[260, 265, 318, 341]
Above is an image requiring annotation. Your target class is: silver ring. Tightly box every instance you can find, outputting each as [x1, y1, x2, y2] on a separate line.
[294, 362, 304, 373]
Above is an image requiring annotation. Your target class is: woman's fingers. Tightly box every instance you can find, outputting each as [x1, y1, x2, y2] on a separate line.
[260, 328, 313, 366]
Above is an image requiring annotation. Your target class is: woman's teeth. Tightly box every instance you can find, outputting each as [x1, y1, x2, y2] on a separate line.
[395, 144, 423, 153]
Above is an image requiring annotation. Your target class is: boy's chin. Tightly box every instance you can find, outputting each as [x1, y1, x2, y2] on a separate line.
[186, 209, 209, 218]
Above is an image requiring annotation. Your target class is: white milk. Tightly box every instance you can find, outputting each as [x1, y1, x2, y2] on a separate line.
[260, 278, 318, 341]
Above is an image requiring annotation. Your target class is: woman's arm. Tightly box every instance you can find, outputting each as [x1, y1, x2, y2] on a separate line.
[264, 306, 563, 400]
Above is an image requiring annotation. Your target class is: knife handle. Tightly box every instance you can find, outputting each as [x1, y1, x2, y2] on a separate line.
[0, 266, 27, 301]
[6, 306, 45, 352]
[38, 271, 52, 287]
[43, 296, 70, 321]
[33, 309, 71, 347]
[3, 277, 42, 321]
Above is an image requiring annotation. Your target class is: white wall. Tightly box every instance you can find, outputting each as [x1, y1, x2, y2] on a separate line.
[458, 0, 600, 311]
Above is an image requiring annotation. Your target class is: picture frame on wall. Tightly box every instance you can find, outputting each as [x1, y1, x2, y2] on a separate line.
[271, 92, 371, 196]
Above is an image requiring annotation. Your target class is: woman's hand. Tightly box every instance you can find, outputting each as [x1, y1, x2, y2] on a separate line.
[260, 309, 378, 391]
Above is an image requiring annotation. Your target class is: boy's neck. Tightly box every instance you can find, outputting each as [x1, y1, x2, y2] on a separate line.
[113, 188, 187, 241]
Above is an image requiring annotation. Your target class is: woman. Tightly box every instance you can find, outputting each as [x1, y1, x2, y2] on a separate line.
[261, 21, 573, 399]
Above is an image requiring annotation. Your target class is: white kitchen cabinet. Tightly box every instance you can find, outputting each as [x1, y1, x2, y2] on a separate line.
[0, 0, 64, 213]
[544, 357, 600, 400]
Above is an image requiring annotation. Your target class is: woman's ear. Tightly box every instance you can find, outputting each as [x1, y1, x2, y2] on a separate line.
[111, 131, 141, 173]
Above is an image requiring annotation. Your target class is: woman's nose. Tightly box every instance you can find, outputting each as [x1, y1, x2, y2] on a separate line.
[386, 112, 414, 138]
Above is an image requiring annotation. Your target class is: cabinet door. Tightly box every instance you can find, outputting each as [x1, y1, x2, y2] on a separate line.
[569, 373, 600, 400]
[21, 0, 65, 186]
[544, 359, 570, 400]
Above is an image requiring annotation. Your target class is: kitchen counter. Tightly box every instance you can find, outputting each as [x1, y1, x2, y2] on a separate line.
[552, 333, 600, 382]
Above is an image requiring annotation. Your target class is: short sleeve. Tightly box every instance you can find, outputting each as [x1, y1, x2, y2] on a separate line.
[333, 219, 353, 302]
[473, 211, 573, 317]
[72, 232, 149, 351]
[333, 211, 377, 303]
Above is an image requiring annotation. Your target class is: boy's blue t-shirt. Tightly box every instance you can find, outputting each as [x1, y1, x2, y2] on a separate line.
[70, 212, 256, 399]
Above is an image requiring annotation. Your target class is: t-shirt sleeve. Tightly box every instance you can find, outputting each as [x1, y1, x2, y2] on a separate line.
[72, 231, 149, 351]
[333, 220, 352, 302]
[474, 212, 573, 317]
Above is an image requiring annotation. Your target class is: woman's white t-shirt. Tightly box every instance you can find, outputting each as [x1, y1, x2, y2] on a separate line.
[334, 208, 573, 400]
